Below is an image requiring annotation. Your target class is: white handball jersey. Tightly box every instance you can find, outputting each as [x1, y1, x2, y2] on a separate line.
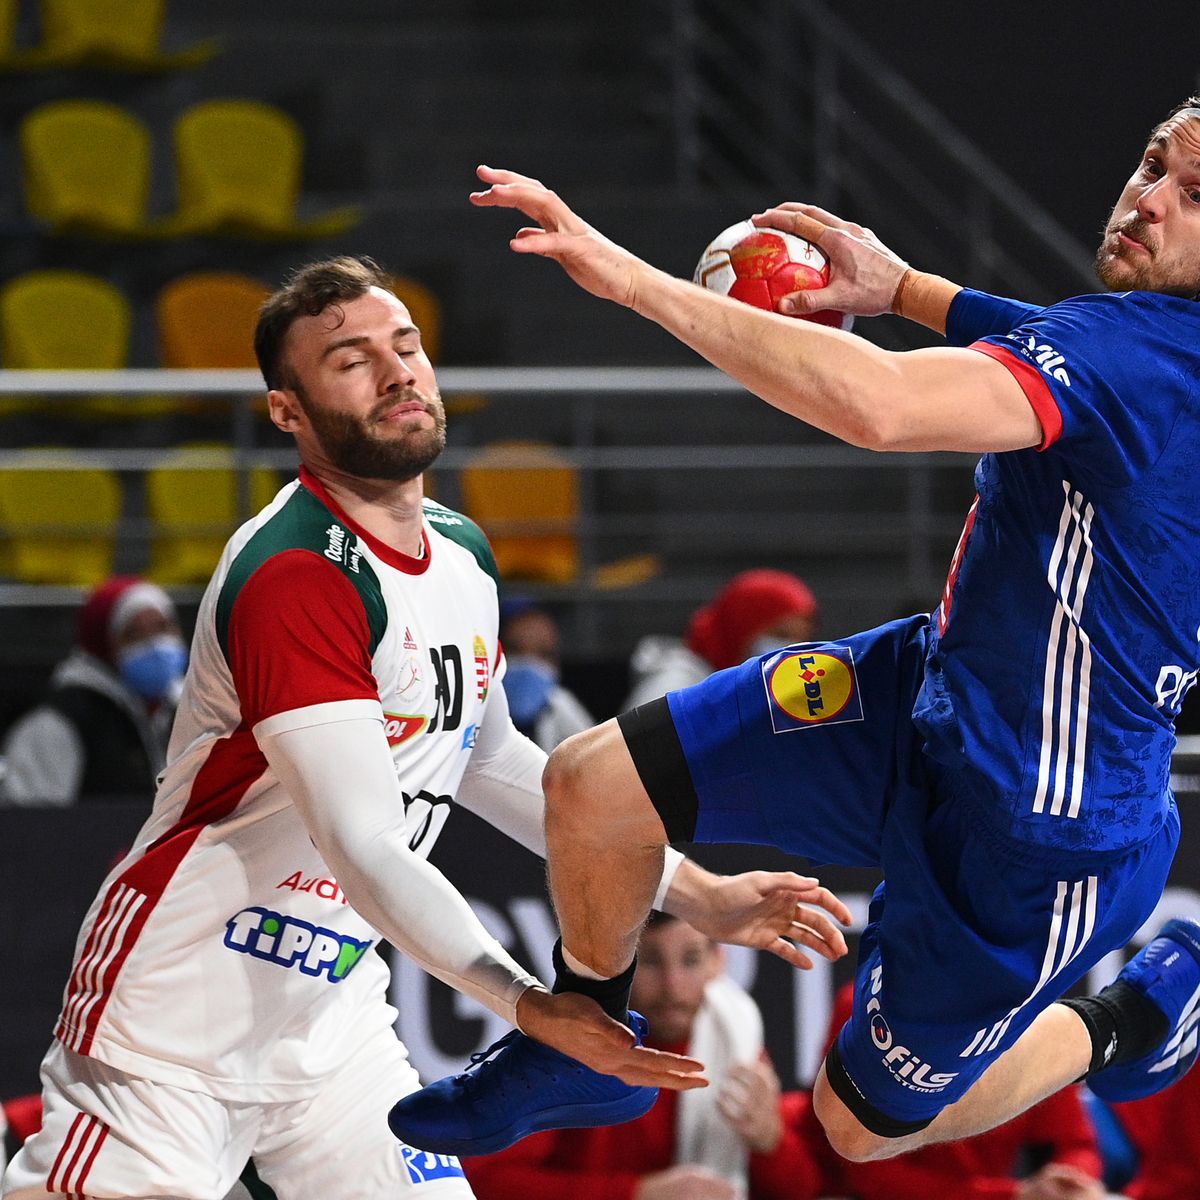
[54, 468, 504, 1100]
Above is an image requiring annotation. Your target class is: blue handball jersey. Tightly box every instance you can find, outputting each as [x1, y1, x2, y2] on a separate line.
[913, 287, 1200, 853]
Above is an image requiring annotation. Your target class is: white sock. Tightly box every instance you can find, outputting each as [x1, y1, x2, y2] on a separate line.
[562, 944, 612, 982]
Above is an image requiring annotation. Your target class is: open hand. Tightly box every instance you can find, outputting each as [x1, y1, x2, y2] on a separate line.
[667, 861, 851, 970]
[471, 165, 648, 309]
[515, 987, 708, 1090]
[751, 202, 909, 319]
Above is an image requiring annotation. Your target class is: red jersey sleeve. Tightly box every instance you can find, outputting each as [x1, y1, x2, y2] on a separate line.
[226, 549, 380, 728]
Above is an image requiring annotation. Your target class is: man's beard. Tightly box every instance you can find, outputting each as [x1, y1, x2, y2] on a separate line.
[1095, 214, 1200, 298]
[298, 385, 447, 481]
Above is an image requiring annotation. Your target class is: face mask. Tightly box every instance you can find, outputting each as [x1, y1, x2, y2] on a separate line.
[502, 657, 557, 730]
[118, 634, 188, 702]
[749, 633, 810, 658]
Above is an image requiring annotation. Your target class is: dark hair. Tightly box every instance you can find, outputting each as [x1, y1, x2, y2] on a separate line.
[254, 255, 391, 391]
[1156, 96, 1200, 132]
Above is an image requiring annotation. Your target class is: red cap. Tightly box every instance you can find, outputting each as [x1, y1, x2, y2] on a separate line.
[686, 569, 819, 671]
[77, 576, 173, 664]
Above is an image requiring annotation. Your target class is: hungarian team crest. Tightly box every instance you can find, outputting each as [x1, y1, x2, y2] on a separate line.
[473, 635, 490, 701]
[761, 645, 863, 732]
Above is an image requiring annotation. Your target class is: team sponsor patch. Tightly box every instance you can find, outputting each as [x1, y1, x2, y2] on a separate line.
[761, 645, 863, 732]
[397, 1145, 466, 1184]
[384, 711, 427, 747]
[223, 907, 372, 983]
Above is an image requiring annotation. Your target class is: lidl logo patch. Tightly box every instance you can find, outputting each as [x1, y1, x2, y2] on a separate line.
[398, 1145, 466, 1184]
[762, 646, 863, 732]
[223, 907, 372, 982]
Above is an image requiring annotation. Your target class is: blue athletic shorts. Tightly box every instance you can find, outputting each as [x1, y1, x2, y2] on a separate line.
[617, 615, 1180, 1133]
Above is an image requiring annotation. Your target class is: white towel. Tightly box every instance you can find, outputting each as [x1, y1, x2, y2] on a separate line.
[674, 974, 765, 1198]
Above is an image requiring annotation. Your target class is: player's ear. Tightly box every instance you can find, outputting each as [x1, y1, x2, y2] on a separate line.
[268, 388, 303, 433]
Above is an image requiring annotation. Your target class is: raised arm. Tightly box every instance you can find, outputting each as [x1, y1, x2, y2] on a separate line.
[471, 168, 1042, 455]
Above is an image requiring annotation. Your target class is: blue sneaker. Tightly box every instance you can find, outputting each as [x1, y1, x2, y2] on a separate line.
[388, 1011, 659, 1156]
[1088, 918, 1200, 1102]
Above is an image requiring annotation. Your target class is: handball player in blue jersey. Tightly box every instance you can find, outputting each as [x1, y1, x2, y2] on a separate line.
[390, 100, 1200, 1161]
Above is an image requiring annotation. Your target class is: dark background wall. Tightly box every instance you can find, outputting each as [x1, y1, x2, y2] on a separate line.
[812, 4, 1199, 259]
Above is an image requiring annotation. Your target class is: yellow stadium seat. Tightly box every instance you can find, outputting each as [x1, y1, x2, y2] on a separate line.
[20, 100, 151, 236]
[157, 100, 360, 240]
[0, 0, 18, 64]
[0, 270, 132, 418]
[157, 272, 270, 368]
[1, 270, 129, 368]
[0, 449, 121, 585]
[1, 0, 218, 70]
[146, 444, 281, 585]
[460, 441, 580, 584]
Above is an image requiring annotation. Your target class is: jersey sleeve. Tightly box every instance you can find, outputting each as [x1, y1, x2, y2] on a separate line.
[945, 287, 1043, 347]
[226, 549, 383, 731]
[966, 294, 1193, 486]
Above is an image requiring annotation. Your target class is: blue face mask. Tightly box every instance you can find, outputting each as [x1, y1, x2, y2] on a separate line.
[118, 634, 188, 702]
[502, 657, 557, 730]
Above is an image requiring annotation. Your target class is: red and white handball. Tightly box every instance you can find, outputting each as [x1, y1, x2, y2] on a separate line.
[693, 219, 852, 330]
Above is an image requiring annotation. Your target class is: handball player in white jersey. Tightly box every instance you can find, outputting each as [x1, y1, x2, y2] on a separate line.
[2, 256, 850, 1200]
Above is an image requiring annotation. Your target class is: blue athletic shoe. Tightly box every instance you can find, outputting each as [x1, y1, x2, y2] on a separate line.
[1088, 918, 1200, 1102]
[388, 1011, 659, 1156]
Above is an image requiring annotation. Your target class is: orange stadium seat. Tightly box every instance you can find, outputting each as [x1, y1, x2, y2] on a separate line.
[158, 100, 360, 239]
[0, 449, 121, 585]
[157, 272, 270, 368]
[146, 443, 281, 585]
[460, 441, 579, 584]
[460, 441, 660, 588]
[388, 275, 443, 364]
[20, 100, 151, 236]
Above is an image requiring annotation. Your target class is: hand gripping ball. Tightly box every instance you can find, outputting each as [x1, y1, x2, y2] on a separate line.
[694, 219, 852, 330]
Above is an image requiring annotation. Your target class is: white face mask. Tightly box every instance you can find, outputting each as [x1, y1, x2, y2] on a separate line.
[749, 633, 809, 658]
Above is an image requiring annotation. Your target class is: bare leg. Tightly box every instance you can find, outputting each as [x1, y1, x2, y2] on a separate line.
[814, 1001, 1092, 1162]
[542, 720, 669, 977]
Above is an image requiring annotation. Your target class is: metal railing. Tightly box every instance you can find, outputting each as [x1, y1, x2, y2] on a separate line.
[666, 0, 1096, 309]
[0, 368, 979, 654]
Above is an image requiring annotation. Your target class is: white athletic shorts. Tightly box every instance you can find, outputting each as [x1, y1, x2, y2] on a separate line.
[2, 1026, 473, 1200]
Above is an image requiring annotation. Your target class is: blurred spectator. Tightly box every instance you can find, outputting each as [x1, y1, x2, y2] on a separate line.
[1106, 1058, 1200, 1199]
[499, 597, 594, 752]
[0, 576, 186, 805]
[2, 1095, 42, 1182]
[465, 911, 821, 1200]
[808, 983, 1104, 1200]
[623, 569, 819, 711]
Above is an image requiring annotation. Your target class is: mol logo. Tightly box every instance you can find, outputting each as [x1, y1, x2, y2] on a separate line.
[223, 907, 372, 983]
[384, 711, 427, 747]
[762, 647, 864, 733]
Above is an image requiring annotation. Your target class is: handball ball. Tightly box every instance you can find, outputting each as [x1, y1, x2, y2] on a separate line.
[693, 219, 852, 330]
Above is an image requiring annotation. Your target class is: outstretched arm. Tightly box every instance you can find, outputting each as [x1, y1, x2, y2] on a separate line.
[471, 167, 1041, 455]
[257, 714, 705, 1090]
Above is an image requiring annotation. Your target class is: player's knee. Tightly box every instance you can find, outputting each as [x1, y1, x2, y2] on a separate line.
[813, 1067, 893, 1162]
[542, 727, 605, 831]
